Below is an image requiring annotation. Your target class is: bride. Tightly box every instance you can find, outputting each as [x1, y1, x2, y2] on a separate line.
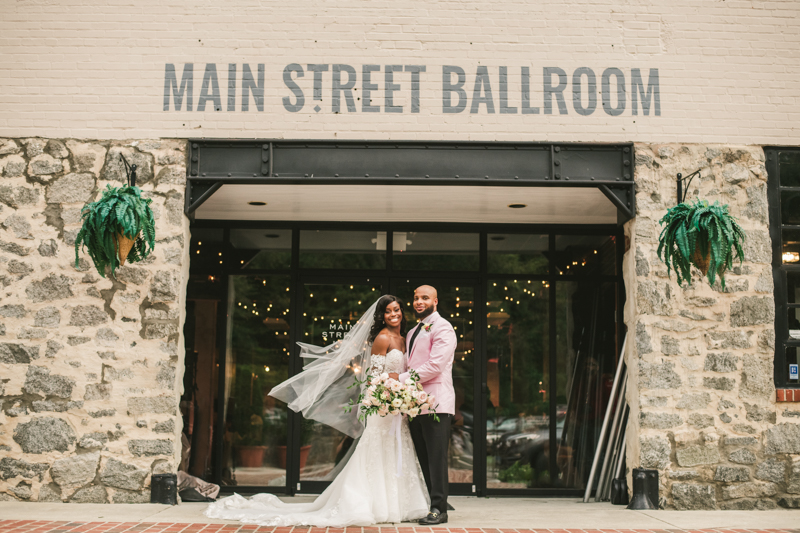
[205, 295, 430, 526]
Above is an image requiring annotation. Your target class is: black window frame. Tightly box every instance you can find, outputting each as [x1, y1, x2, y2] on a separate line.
[765, 147, 800, 388]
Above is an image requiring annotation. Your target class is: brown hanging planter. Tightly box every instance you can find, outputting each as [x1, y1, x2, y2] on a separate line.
[691, 247, 711, 276]
[114, 232, 139, 267]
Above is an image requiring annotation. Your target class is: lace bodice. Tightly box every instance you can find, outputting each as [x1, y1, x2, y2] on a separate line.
[369, 348, 406, 376]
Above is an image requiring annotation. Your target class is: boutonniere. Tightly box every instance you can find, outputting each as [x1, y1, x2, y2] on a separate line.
[421, 323, 432, 333]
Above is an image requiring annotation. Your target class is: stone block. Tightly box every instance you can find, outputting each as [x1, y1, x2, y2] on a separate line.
[153, 419, 175, 434]
[38, 239, 58, 257]
[17, 327, 48, 339]
[0, 458, 49, 481]
[34, 307, 61, 327]
[78, 432, 108, 449]
[69, 305, 109, 327]
[660, 335, 681, 355]
[703, 376, 735, 391]
[70, 484, 108, 503]
[706, 330, 751, 350]
[724, 436, 758, 447]
[103, 147, 154, 185]
[84, 383, 112, 401]
[777, 496, 800, 509]
[128, 439, 173, 456]
[26, 273, 73, 302]
[676, 445, 720, 467]
[0, 240, 32, 256]
[13, 417, 76, 453]
[755, 458, 786, 483]
[730, 296, 774, 327]
[37, 484, 62, 502]
[7, 260, 33, 276]
[733, 423, 757, 434]
[115, 266, 149, 285]
[51, 452, 100, 487]
[739, 355, 774, 400]
[0, 343, 39, 363]
[23, 365, 75, 398]
[142, 322, 178, 339]
[688, 413, 715, 429]
[639, 360, 681, 390]
[637, 280, 674, 316]
[45, 173, 95, 204]
[729, 448, 757, 464]
[100, 458, 149, 491]
[722, 482, 777, 500]
[31, 400, 83, 413]
[672, 483, 716, 510]
[744, 402, 777, 423]
[0, 304, 26, 318]
[88, 409, 116, 418]
[714, 465, 750, 482]
[127, 396, 176, 415]
[10, 481, 32, 500]
[29, 154, 63, 177]
[677, 392, 711, 410]
[704, 352, 738, 373]
[640, 412, 683, 429]
[112, 489, 151, 503]
[742, 230, 771, 264]
[3, 214, 33, 240]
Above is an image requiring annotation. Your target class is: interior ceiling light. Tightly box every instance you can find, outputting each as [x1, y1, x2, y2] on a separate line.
[508, 204, 527, 209]
[248, 201, 267, 206]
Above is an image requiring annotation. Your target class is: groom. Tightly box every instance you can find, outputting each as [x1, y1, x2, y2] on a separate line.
[394, 285, 456, 525]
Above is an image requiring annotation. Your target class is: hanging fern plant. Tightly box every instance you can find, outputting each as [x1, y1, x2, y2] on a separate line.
[657, 198, 746, 289]
[74, 156, 156, 278]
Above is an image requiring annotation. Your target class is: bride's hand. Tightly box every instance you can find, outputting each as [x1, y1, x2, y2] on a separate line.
[388, 373, 399, 380]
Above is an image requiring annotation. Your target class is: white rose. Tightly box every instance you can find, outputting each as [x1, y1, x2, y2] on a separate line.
[391, 398, 403, 408]
[405, 378, 414, 386]
[380, 373, 389, 381]
[420, 403, 430, 410]
[371, 396, 381, 406]
[409, 408, 420, 417]
[417, 391, 428, 402]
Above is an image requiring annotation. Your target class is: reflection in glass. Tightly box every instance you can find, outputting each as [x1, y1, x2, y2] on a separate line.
[781, 192, 800, 225]
[231, 229, 292, 270]
[299, 231, 386, 269]
[393, 232, 479, 271]
[486, 280, 549, 488]
[395, 282, 475, 483]
[224, 276, 291, 487]
[488, 234, 549, 275]
[299, 282, 382, 480]
[555, 235, 616, 276]
[783, 229, 800, 264]
[555, 282, 619, 490]
[190, 228, 225, 272]
[779, 151, 800, 187]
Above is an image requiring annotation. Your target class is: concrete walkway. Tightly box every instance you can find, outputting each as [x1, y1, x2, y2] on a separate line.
[1, 496, 800, 529]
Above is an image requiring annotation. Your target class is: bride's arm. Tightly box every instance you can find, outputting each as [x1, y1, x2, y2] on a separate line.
[367, 333, 390, 377]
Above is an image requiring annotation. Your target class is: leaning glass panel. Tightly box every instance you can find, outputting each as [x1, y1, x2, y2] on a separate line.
[779, 151, 800, 187]
[222, 275, 292, 487]
[299, 230, 386, 269]
[486, 280, 549, 489]
[783, 229, 800, 265]
[781, 192, 800, 225]
[392, 232, 479, 271]
[555, 281, 619, 490]
[231, 229, 292, 270]
[488, 233, 549, 275]
[555, 235, 616, 276]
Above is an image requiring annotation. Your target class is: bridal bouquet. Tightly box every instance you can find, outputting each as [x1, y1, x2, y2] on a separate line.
[346, 369, 438, 422]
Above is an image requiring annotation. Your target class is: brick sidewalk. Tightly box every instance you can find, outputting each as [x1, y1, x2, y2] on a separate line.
[2, 522, 800, 533]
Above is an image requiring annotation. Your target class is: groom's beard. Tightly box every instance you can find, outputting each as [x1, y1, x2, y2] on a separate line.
[414, 306, 434, 319]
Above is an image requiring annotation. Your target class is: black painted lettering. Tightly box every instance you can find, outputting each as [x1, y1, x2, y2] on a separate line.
[631, 68, 660, 116]
[198, 64, 221, 112]
[572, 67, 597, 116]
[521, 67, 539, 115]
[602, 68, 626, 116]
[307, 64, 328, 102]
[227, 64, 236, 112]
[362, 65, 380, 112]
[282, 64, 304, 113]
[385, 65, 403, 113]
[442, 66, 467, 113]
[163, 63, 193, 111]
[241, 64, 264, 112]
[332, 64, 357, 113]
[543, 67, 567, 115]
[405, 65, 426, 113]
[471, 66, 495, 113]
[499, 66, 517, 114]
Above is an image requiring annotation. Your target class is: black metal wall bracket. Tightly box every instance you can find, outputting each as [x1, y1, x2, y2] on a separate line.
[598, 184, 636, 221]
[676, 169, 701, 204]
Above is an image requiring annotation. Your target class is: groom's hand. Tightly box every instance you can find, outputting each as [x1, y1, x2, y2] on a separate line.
[388, 373, 399, 380]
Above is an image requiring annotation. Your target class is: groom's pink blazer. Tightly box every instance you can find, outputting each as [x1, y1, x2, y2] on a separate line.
[399, 311, 457, 415]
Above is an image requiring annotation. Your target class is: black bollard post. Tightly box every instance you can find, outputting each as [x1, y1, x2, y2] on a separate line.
[150, 473, 178, 505]
[626, 468, 658, 510]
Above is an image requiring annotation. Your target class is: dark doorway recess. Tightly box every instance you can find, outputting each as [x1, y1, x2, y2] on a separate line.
[183, 223, 625, 498]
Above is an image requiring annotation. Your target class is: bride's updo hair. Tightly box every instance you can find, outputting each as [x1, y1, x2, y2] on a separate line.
[368, 295, 407, 343]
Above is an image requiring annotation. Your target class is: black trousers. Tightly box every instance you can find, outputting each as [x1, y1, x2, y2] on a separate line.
[409, 413, 451, 512]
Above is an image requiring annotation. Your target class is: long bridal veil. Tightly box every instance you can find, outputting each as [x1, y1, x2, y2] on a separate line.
[269, 299, 379, 439]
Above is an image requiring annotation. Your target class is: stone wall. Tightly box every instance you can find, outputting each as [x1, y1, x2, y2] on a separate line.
[625, 144, 800, 509]
[0, 138, 189, 503]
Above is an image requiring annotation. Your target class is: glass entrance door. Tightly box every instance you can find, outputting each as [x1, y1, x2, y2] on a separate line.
[391, 278, 478, 494]
[294, 278, 385, 492]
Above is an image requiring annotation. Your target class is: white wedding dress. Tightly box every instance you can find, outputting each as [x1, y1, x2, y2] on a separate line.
[205, 349, 430, 526]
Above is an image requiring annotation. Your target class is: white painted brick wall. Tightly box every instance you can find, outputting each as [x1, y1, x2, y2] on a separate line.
[0, 0, 799, 143]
